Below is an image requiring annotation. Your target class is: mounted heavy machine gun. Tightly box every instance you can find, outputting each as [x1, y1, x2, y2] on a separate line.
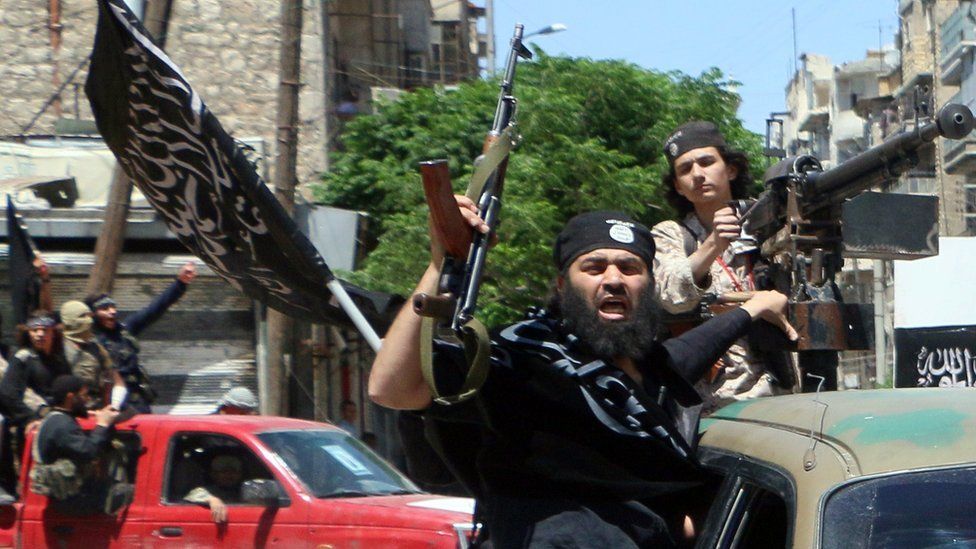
[734, 103, 974, 359]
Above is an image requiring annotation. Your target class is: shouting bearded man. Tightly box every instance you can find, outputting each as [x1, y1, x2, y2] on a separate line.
[369, 205, 797, 547]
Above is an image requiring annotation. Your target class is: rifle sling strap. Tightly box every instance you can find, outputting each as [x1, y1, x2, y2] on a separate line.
[417, 126, 515, 405]
[464, 126, 515, 202]
[420, 317, 491, 406]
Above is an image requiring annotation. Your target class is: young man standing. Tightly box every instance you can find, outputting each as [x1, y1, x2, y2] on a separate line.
[85, 262, 197, 413]
[654, 121, 797, 410]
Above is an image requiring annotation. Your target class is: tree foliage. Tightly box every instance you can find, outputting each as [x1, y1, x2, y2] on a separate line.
[313, 52, 762, 326]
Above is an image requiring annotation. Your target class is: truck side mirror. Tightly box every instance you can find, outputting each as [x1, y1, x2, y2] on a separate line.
[241, 479, 288, 507]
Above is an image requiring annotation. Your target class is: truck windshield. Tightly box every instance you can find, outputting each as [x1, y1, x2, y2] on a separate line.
[258, 430, 421, 498]
[822, 465, 976, 548]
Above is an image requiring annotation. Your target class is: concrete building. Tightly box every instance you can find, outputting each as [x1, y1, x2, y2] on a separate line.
[785, 53, 833, 160]
[940, 0, 976, 233]
[776, 0, 976, 388]
[782, 51, 897, 166]
[431, 0, 488, 83]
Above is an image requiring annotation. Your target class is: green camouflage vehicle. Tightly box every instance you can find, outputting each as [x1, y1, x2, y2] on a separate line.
[695, 388, 976, 548]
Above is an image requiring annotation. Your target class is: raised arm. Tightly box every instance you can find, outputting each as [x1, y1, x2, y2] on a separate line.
[368, 196, 488, 410]
[34, 255, 53, 313]
[124, 263, 195, 335]
[651, 220, 709, 314]
[368, 265, 439, 410]
[651, 209, 740, 315]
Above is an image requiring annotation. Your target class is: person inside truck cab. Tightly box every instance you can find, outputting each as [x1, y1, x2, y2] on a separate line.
[183, 454, 245, 523]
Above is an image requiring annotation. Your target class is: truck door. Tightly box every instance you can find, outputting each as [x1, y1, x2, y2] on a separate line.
[143, 431, 306, 547]
[19, 425, 151, 548]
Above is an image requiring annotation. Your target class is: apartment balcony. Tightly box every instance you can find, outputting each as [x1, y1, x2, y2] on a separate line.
[944, 134, 976, 174]
[940, 4, 976, 85]
[889, 174, 936, 195]
[832, 109, 865, 144]
[798, 108, 829, 133]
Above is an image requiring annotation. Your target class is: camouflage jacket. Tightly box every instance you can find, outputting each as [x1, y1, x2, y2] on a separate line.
[651, 215, 781, 413]
[651, 215, 756, 314]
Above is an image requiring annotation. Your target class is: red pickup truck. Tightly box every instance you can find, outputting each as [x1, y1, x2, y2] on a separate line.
[0, 415, 474, 548]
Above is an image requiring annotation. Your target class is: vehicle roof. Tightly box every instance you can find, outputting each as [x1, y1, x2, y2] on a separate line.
[703, 388, 976, 476]
[82, 414, 343, 433]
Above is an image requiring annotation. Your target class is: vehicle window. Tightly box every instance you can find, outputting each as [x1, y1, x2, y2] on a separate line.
[111, 431, 142, 486]
[257, 429, 421, 498]
[732, 486, 788, 548]
[822, 465, 976, 548]
[711, 482, 789, 549]
[163, 433, 273, 505]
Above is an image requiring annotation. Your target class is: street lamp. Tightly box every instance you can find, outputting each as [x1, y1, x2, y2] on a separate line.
[523, 23, 568, 39]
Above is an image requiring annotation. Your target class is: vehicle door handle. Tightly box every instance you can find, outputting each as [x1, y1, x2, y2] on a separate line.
[159, 526, 183, 537]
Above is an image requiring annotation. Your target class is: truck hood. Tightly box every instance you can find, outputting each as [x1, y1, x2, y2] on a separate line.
[308, 494, 474, 531]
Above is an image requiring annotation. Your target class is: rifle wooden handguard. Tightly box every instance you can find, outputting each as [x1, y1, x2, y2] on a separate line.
[420, 160, 472, 260]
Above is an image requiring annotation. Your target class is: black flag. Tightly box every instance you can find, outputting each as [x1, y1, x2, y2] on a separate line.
[85, 0, 395, 329]
[6, 197, 40, 326]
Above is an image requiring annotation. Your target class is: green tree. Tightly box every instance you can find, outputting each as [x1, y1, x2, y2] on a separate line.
[313, 52, 762, 326]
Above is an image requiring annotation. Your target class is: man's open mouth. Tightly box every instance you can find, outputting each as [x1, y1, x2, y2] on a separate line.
[598, 296, 629, 320]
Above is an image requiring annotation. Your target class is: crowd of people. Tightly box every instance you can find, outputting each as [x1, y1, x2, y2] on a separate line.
[1, 118, 812, 542]
[0, 261, 197, 509]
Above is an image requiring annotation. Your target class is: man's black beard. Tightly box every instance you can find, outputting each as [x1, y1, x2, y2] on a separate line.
[558, 283, 660, 360]
[70, 399, 89, 418]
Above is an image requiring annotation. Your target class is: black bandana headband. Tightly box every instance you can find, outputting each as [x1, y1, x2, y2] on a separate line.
[553, 211, 655, 272]
[663, 121, 727, 165]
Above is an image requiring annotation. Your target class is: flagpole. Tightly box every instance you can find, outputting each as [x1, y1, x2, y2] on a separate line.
[325, 279, 382, 352]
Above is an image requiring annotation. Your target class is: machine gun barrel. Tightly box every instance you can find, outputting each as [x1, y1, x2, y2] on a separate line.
[742, 103, 975, 243]
[803, 103, 974, 211]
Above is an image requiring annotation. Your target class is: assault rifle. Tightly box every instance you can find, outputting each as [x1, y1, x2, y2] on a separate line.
[737, 103, 975, 353]
[412, 25, 532, 404]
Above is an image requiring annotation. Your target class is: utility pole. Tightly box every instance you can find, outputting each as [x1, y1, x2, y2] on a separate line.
[49, 0, 63, 117]
[87, 0, 174, 295]
[319, 0, 331, 172]
[265, 0, 303, 416]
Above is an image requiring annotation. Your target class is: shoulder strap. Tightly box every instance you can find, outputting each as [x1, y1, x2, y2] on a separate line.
[64, 344, 83, 370]
[420, 317, 490, 406]
[676, 220, 698, 258]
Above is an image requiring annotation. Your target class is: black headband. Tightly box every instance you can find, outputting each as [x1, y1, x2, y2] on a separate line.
[553, 211, 655, 272]
[663, 121, 727, 165]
